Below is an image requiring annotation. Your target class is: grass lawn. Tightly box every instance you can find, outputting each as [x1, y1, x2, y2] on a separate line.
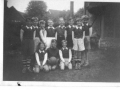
[3, 48, 120, 82]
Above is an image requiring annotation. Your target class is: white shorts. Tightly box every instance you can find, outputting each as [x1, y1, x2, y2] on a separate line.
[73, 38, 85, 51]
[46, 37, 56, 48]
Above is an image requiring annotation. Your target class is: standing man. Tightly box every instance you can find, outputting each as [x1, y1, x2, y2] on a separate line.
[20, 18, 36, 73]
[82, 15, 93, 66]
[46, 19, 56, 49]
[32, 17, 40, 52]
[56, 17, 66, 49]
[39, 20, 47, 46]
[72, 18, 85, 69]
[66, 17, 75, 49]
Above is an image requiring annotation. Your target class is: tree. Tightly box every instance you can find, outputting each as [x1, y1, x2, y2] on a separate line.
[74, 8, 85, 18]
[59, 10, 70, 20]
[25, 0, 47, 19]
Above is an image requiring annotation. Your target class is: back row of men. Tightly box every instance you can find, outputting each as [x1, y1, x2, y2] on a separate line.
[20, 15, 93, 73]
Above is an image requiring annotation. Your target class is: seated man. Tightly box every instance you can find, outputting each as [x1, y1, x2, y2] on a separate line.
[59, 40, 72, 70]
[46, 39, 59, 70]
[33, 42, 49, 73]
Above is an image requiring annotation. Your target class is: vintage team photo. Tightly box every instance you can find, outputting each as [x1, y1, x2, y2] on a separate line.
[3, 0, 120, 82]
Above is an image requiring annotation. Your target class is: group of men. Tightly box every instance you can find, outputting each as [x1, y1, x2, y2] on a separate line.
[20, 15, 93, 73]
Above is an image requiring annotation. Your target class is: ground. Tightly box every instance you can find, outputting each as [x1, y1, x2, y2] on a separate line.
[3, 48, 120, 82]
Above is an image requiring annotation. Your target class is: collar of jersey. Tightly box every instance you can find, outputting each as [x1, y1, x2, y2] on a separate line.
[68, 25, 75, 28]
[26, 26, 32, 29]
[39, 50, 45, 53]
[62, 47, 68, 50]
[76, 26, 82, 29]
[33, 26, 38, 28]
[48, 26, 55, 29]
[59, 25, 65, 29]
[82, 23, 88, 26]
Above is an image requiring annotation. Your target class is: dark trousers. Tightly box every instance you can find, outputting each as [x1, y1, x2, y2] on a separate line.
[57, 36, 65, 49]
[22, 39, 34, 68]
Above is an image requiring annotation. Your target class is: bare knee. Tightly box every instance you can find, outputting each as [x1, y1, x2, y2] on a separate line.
[68, 63, 72, 70]
[60, 62, 65, 70]
[51, 65, 57, 70]
[43, 65, 49, 72]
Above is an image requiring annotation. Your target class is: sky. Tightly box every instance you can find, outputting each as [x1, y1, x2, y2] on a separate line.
[7, 0, 84, 13]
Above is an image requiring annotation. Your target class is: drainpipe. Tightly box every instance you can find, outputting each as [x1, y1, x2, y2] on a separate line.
[70, 1, 74, 17]
[84, 2, 86, 15]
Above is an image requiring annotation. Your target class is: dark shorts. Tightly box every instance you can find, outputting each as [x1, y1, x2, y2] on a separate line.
[22, 39, 34, 57]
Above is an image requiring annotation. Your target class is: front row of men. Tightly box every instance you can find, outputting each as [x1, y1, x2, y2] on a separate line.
[20, 15, 92, 73]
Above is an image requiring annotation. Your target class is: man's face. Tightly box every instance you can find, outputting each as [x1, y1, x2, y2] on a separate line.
[69, 19, 74, 26]
[26, 20, 31, 26]
[39, 43, 45, 50]
[62, 42, 67, 48]
[33, 20, 38, 26]
[51, 42, 57, 48]
[59, 19, 65, 26]
[77, 21, 82, 26]
[40, 23, 45, 28]
[48, 20, 54, 27]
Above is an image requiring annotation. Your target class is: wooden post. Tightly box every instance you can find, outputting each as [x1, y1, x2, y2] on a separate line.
[84, 2, 86, 15]
[70, 1, 74, 17]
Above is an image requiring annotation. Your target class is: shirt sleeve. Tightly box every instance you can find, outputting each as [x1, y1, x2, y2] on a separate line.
[68, 49, 72, 62]
[65, 30, 67, 40]
[72, 31, 74, 40]
[55, 30, 57, 40]
[46, 49, 49, 57]
[35, 52, 41, 66]
[42, 53, 48, 65]
[40, 30, 46, 43]
[33, 30, 36, 40]
[89, 27, 93, 37]
[59, 50, 65, 62]
[83, 31, 85, 39]
[44, 30, 47, 42]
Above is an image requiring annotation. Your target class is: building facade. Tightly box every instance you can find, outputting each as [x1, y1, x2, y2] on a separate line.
[86, 2, 120, 48]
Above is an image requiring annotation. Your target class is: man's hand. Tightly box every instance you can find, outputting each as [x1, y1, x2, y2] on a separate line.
[65, 61, 69, 66]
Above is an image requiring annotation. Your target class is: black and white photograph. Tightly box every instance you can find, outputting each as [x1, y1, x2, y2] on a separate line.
[2, 0, 120, 86]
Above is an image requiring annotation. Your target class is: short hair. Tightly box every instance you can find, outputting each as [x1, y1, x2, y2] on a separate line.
[50, 39, 57, 48]
[37, 41, 46, 50]
[48, 19, 53, 22]
[51, 39, 57, 43]
[59, 17, 64, 21]
[81, 15, 89, 21]
[32, 17, 38, 22]
[76, 18, 82, 22]
[39, 20, 45, 24]
[62, 40, 67, 44]
[26, 17, 31, 22]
